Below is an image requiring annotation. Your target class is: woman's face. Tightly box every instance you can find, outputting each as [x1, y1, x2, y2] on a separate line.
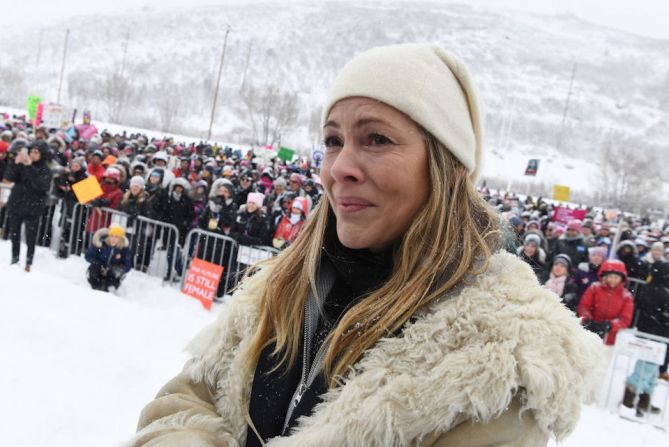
[29, 148, 41, 162]
[130, 184, 142, 195]
[651, 246, 664, 261]
[108, 235, 120, 247]
[590, 253, 603, 266]
[322, 97, 429, 251]
[247, 201, 258, 213]
[524, 244, 537, 257]
[552, 263, 567, 277]
[218, 186, 230, 199]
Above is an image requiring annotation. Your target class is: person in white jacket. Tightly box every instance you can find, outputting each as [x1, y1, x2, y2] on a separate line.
[132, 43, 604, 447]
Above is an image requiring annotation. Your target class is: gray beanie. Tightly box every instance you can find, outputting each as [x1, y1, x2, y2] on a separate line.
[71, 156, 87, 171]
[322, 43, 485, 181]
[130, 175, 146, 189]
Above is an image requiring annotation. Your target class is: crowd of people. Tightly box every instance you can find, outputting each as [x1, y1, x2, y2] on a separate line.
[485, 189, 669, 417]
[0, 115, 322, 283]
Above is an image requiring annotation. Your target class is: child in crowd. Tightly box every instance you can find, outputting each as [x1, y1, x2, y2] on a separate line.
[85, 224, 132, 292]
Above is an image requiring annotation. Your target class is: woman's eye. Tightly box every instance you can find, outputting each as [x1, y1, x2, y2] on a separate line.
[324, 136, 342, 148]
[369, 133, 392, 146]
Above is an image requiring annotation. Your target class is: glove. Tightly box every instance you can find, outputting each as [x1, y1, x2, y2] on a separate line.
[110, 265, 125, 279]
[583, 320, 610, 339]
[90, 198, 110, 207]
[602, 320, 612, 333]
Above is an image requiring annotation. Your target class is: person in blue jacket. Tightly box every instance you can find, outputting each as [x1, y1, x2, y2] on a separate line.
[85, 224, 132, 291]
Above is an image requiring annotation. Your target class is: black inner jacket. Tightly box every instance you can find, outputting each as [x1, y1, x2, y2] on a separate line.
[246, 228, 394, 445]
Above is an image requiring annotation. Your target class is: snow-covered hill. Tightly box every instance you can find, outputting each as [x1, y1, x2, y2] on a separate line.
[1, 1, 668, 199]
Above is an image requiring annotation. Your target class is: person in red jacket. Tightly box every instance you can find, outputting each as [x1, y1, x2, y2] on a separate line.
[87, 150, 106, 181]
[272, 197, 308, 250]
[86, 167, 124, 235]
[578, 259, 634, 345]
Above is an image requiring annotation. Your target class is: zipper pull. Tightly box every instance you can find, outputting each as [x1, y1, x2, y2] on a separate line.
[294, 383, 307, 407]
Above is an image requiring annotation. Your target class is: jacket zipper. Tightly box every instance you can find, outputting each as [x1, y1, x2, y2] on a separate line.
[282, 297, 331, 434]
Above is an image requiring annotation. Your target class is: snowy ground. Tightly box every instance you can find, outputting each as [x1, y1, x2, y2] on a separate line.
[0, 240, 667, 446]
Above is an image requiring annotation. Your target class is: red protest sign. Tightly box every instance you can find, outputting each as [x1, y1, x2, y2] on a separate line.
[182, 258, 224, 310]
[551, 206, 587, 225]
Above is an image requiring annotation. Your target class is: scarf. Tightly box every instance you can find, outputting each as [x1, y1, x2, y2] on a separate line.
[545, 273, 567, 297]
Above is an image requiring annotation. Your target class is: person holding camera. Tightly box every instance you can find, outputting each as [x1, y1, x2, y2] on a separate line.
[578, 259, 634, 345]
[4, 140, 53, 271]
[85, 224, 132, 292]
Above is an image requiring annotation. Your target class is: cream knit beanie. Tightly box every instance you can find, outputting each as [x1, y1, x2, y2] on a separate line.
[322, 43, 485, 181]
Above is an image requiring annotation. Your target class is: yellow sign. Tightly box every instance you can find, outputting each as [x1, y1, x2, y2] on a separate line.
[552, 185, 570, 202]
[72, 176, 104, 204]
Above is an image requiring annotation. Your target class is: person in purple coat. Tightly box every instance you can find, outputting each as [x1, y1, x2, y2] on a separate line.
[574, 246, 607, 306]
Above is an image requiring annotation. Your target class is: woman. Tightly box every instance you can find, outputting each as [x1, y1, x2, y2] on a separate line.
[634, 241, 669, 381]
[133, 44, 602, 447]
[517, 233, 546, 279]
[229, 192, 270, 247]
[541, 254, 578, 311]
[53, 156, 89, 257]
[574, 246, 607, 305]
[5, 140, 52, 271]
[200, 179, 238, 236]
[272, 197, 308, 250]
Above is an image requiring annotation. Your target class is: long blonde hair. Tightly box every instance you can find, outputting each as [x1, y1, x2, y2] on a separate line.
[244, 132, 501, 386]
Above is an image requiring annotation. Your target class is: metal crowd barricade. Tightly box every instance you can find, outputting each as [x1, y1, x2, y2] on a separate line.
[230, 244, 280, 292]
[0, 182, 62, 247]
[133, 215, 181, 284]
[181, 229, 238, 298]
[600, 329, 669, 430]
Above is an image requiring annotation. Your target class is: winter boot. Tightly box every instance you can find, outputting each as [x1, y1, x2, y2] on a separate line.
[636, 393, 650, 417]
[660, 371, 669, 381]
[638, 393, 661, 414]
[622, 386, 636, 409]
[24, 265, 31, 273]
[10, 256, 19, 265]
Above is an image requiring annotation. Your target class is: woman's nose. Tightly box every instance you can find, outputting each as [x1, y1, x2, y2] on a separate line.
[328, 140, 365, 185]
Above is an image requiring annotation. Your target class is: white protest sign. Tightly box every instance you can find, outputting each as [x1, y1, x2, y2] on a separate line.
[237, 245, 276, 266]
[615, 331, 667, 365]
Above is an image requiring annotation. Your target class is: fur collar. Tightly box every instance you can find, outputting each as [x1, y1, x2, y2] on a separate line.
[183, 251, 604, 446]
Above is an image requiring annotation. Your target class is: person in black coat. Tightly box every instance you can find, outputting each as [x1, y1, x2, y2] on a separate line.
[85, 225, 132, 291]
[4, 140, 53, 271]
[0, 140, 9, 181]
[553, 220, 588, 270]
[516, 233, 546, 280]
[233, 170, 259, 207]
[119, 175, 150, 269]
[143, 168, 169, 221]
[616, 240, 647, 295]
[52, 157, 89, 257]
[199, 180, 237, 236]
[230, 195, 270, 247]
[635, 248, 669, 378]
[162, 177, 195, 279]
[198, 179, 238, 297]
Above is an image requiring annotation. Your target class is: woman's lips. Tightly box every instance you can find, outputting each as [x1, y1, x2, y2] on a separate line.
[336, 197, 374, 214]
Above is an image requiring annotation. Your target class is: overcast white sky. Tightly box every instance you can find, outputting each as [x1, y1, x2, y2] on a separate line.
[3, 0, 669, 39]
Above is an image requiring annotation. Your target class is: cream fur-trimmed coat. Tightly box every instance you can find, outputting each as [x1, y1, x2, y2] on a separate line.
[132, 251, 605, 447]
